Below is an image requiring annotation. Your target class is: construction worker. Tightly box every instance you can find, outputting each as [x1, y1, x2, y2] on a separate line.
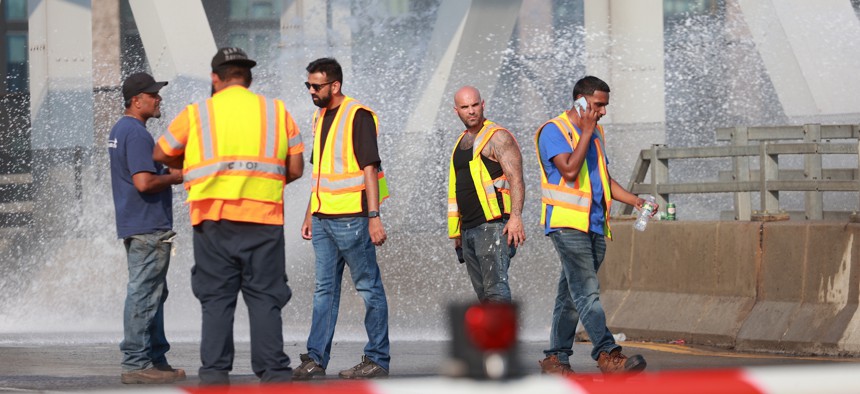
[535, 75, 652, 376]
[154, 47, 304, 384]
[295, 57, 391, 380]
[447, 85, 525, 302]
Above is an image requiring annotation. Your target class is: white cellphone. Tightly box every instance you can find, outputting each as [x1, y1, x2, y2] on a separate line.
[574, 96, 588, 116]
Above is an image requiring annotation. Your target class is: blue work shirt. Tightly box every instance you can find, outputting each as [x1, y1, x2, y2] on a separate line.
[108, 116, 173, 239]
[538, 121, 607, 236]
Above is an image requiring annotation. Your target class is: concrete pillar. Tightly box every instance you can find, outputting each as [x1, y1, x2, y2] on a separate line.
[736, 0, 860, 120]
[584, 0, 666, 189]
[127, 0, 214, 82]
[28, 0, 94, 150]
[91, 0, 121, 146]
[127, 0, 216, 119]
[27, 0, 95, 235]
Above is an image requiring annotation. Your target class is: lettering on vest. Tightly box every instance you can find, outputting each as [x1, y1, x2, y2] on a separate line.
[227, 161, 257, 171]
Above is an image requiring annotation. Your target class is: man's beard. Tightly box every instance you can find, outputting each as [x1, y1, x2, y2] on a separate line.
[312, 95, 330, 109]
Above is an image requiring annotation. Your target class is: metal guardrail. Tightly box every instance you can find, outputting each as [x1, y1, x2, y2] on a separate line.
[620, 124, 860, 220]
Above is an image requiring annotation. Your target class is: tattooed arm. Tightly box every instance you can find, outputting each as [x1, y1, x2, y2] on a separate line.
[486, 129, 526, 247]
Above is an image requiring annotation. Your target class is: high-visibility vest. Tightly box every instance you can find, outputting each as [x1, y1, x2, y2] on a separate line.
[310, 96, 389, 215]
[177, 87, 298, 203]
[534, 113, 612, 238]
[447, 120, 512, 238]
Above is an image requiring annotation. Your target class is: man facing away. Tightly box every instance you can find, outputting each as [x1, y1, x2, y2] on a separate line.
[154, 47, 304, 384]
[535, 76, 654, 375]
[108, 72, 185, 384]
[295, 57, 391, 380]
[447, 86, 525, 302]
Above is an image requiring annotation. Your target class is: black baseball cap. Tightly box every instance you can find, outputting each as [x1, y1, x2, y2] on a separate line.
[122, 72, 168, 102]
[211, 47, 257, 70]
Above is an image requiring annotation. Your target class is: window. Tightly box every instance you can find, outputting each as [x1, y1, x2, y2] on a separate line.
[4, 0, 27, 21]
[5, 33, 27, 92]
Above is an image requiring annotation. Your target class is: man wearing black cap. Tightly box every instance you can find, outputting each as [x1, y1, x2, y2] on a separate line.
[108, 72, 185, 384]
[155, 47, 304, 385]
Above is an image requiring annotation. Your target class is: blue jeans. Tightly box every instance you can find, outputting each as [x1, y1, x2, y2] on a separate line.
[544, 229, 619, 362]
[121, 229, 174, 372]
[461, 221, 516, 302]
[307, 216, 390, 371]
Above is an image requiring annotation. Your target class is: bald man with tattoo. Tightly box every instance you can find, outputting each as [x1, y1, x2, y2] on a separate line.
[446, 86, 525, 302]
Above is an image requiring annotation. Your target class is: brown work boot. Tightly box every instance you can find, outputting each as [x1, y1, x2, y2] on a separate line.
[155, 364, 186, 381]
[338, 355, 388, 379]
[597, 349, 647, 374]
[293, 353, 326, 380]
[539, 355, 575, 376]
[121, 366, 177, 384]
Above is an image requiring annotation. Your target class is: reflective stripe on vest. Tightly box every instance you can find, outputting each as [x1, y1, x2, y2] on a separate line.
[447, 120, 512, 238]
[534, 113, 612, 238]
[182, 90, 288, 203]
[311, 97, 389, 214]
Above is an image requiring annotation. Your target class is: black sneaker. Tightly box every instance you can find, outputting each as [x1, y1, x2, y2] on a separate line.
[293, 353, 326, 380]
[338, 355, 389, 379]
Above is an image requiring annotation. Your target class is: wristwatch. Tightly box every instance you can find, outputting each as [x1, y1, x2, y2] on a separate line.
[368, 210, 380, 218]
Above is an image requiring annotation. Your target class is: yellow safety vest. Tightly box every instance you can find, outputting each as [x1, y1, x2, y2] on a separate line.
[180, 87, 297, 203]
[310, 96, 389, 215]
[447, 120, 512, 238]
[534, 113, 612, 238]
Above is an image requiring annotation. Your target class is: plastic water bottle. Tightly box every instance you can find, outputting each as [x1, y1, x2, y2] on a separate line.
[633, 195, 656, 232]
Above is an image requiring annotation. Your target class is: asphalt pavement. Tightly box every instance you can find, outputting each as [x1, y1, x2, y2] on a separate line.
[0, 338, 853, 392]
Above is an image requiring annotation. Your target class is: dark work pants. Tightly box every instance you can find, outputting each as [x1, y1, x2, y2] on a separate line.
[191, 220, 293, 384]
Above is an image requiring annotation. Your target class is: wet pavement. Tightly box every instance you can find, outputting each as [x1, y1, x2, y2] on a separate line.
[0, 338, 854, 392]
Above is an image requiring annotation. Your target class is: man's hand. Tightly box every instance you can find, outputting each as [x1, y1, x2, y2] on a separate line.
[369, 217, 387, 246]
[168, 168, 183, 184]
[301, 210, 313, 240]
[503, 216, 526, 247]
[569, 101, 599, 135]
[635, 197, 659, 217]
[453, 238, 462, 249]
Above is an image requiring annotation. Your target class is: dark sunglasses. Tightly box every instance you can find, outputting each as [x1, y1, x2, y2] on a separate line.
[304, 81, 335, 91]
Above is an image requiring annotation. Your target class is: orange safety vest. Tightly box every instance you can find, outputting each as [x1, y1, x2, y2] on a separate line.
[310, 96, 389, 215]
[166, 87, 298, 204]
[534, 113, 613, 238]
[447, 120, 512, 238]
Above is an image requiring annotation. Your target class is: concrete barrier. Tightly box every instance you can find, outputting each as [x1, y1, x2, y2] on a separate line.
[602, 221, 860, 356]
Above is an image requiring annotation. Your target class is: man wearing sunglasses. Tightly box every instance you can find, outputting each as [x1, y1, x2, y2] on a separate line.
[296, 57, 391, 380]
[154, 47, 304, 384]
[109, 72, 185, 384]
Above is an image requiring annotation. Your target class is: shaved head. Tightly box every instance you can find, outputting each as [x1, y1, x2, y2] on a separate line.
[454, 86, 481, 106]
[453, 86, 485, 131]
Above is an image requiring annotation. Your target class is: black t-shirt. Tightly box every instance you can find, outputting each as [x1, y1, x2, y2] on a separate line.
[312, 107, 381, 218]
[453, 145, 506, 230]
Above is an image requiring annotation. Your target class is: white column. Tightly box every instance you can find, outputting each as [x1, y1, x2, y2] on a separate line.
[584, 0, 665, 126]
[28, 0, 94, 149]
[127, 0, 215, 82]
[584, 0, 666, 189]
[128, 0, 216, 119]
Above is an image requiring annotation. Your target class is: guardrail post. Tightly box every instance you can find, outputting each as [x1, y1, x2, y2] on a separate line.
[760, 142, 780, 214]
[651, 144, 668, 210]
[622, 150, 650, 216]
[804, 124, 823, 219]
[732, 127, 752, 220]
